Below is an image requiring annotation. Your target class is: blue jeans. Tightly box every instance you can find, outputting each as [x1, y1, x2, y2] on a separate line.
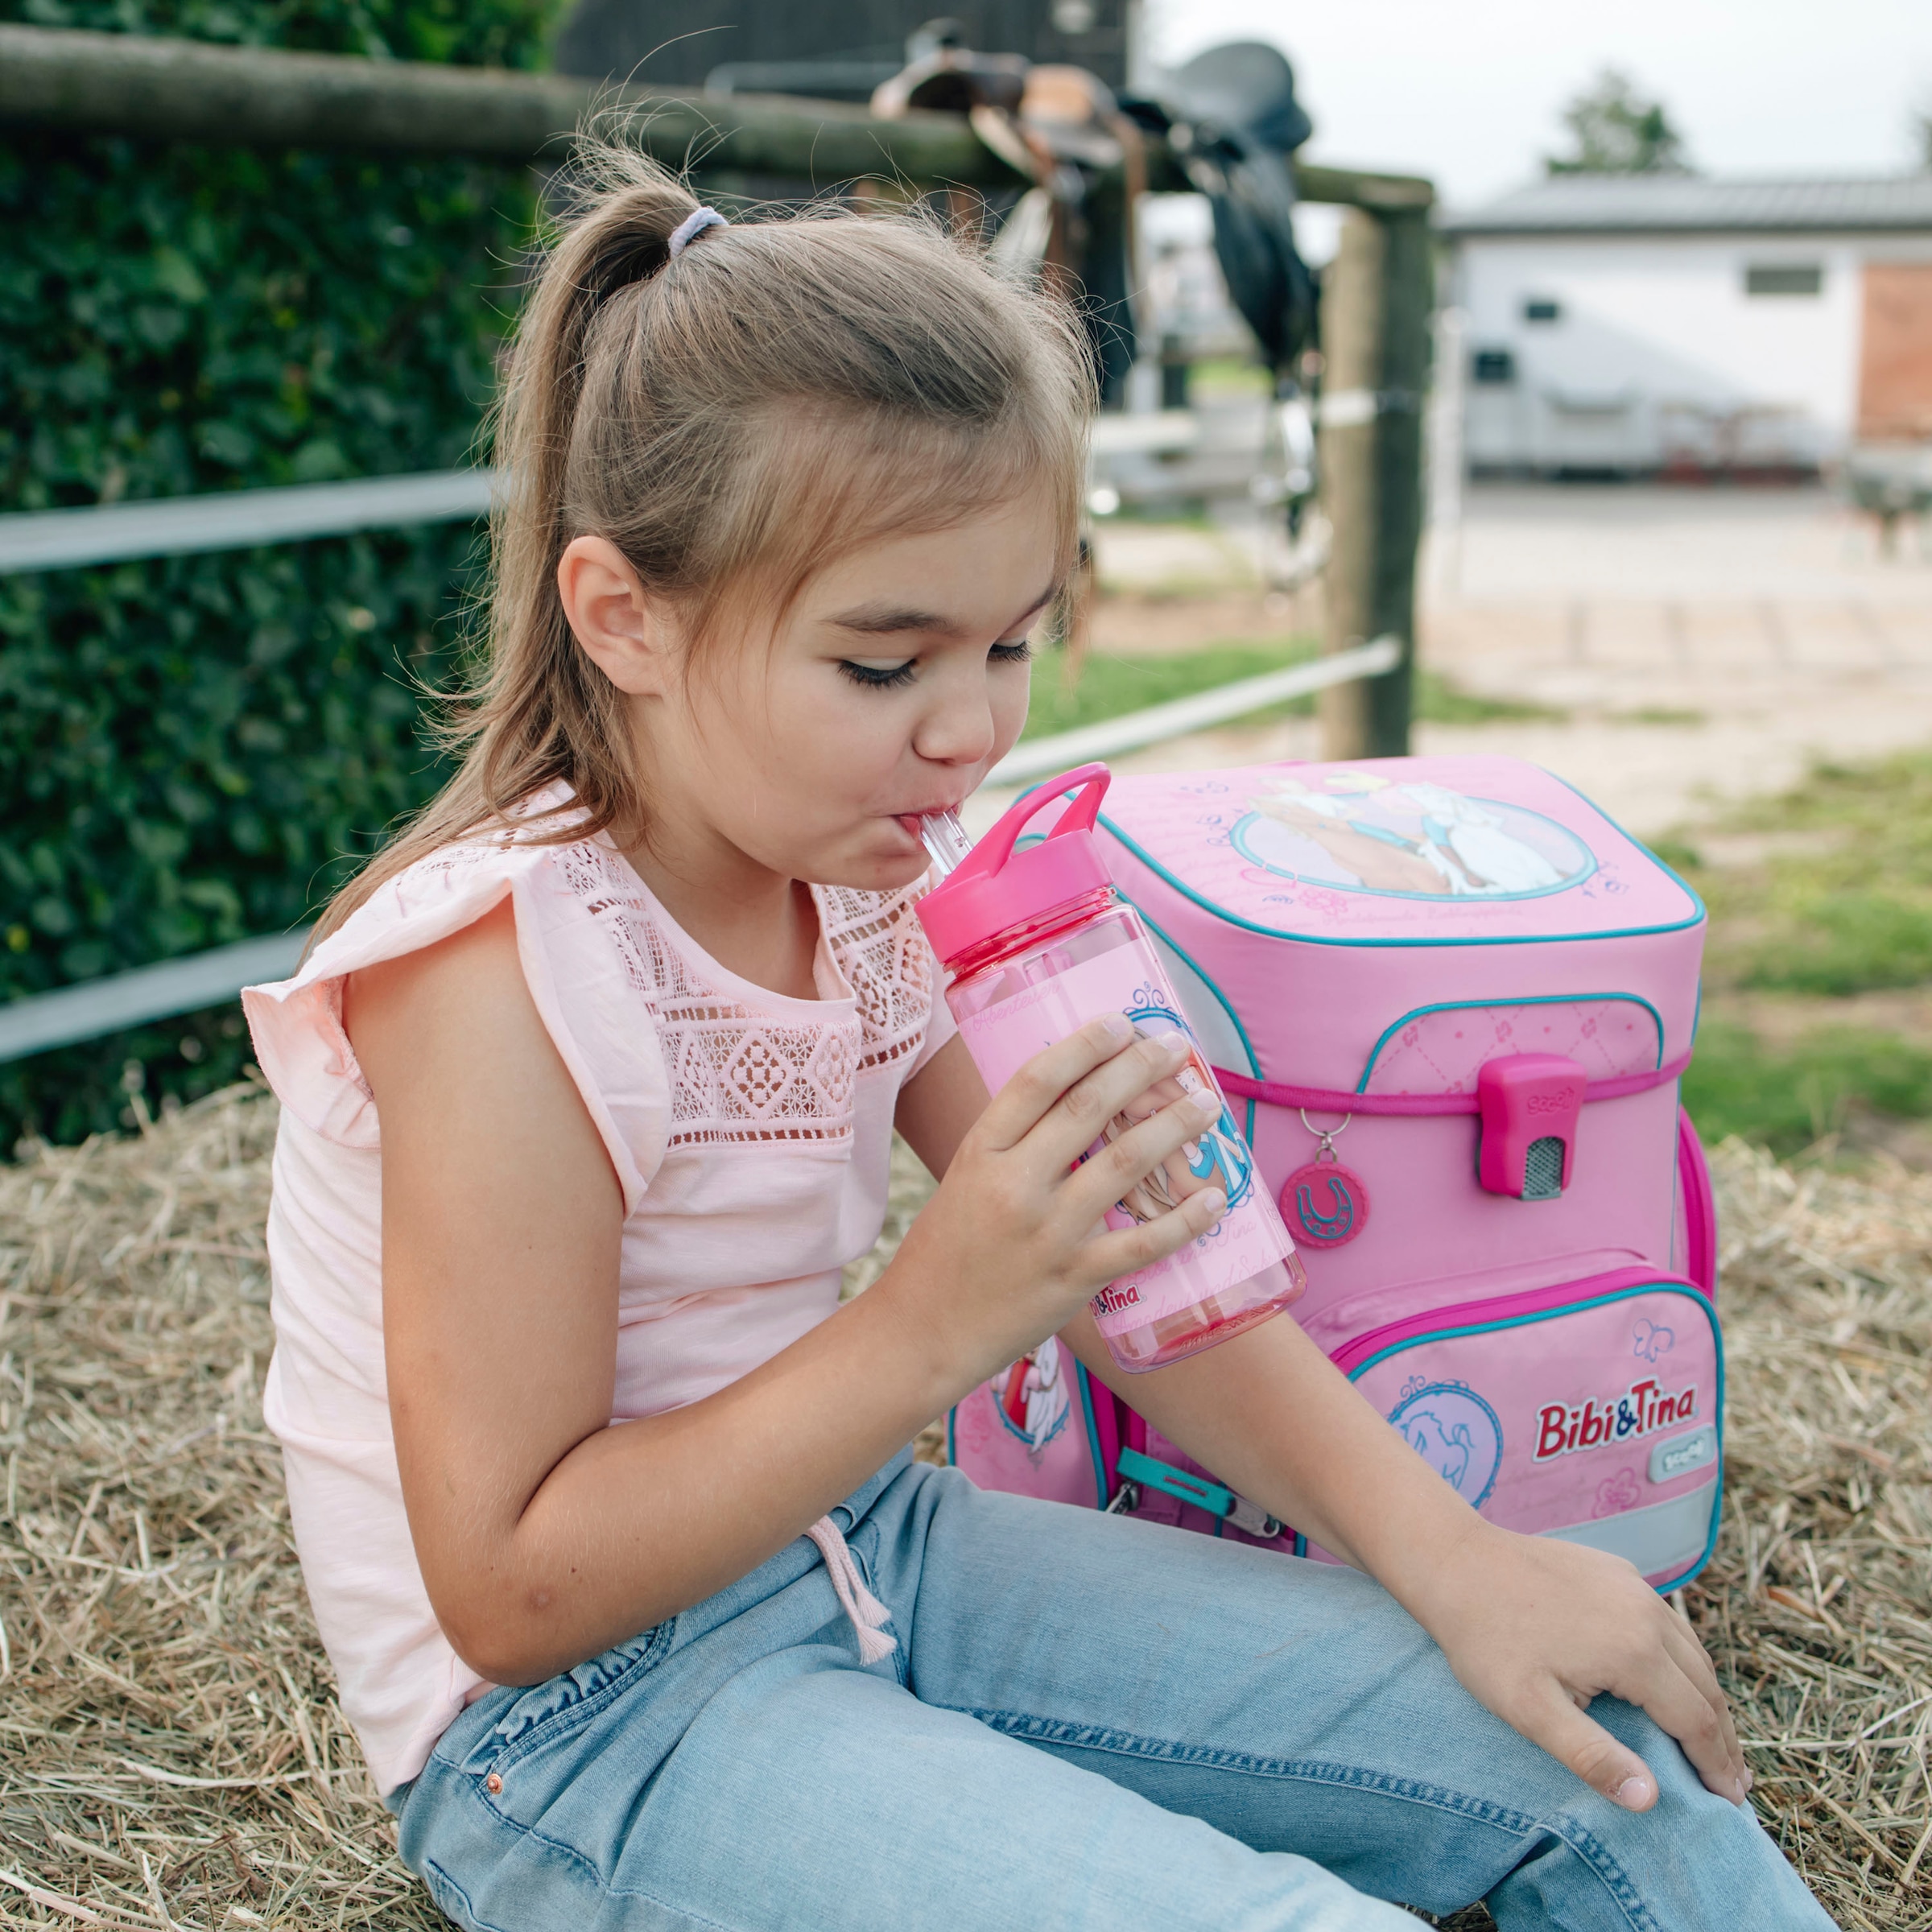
[394, 1452, 1830, 1931]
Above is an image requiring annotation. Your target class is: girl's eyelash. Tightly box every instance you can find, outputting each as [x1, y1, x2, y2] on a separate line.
[837, 638, 1030, 689]
[838, 659, 918, 689]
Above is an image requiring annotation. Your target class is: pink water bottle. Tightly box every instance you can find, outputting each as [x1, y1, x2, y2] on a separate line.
[916, 765, 1306, 1373]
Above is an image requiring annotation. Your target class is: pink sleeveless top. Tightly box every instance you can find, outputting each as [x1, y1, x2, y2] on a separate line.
[242, 795, 954, 1794]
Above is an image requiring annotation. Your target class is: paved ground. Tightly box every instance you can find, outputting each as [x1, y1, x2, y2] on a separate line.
[1025, 482, 1932, 840]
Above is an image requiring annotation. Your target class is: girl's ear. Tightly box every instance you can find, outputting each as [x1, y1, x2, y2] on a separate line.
[556, 536, 679, 696]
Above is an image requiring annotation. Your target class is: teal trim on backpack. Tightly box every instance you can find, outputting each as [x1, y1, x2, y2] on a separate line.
[1117, 1447, 1236, 1520]
[1344, 1282, 1724, 1593]
[1093, 812, 1707, 950]
[1547, 771, 1709, 930]
[1356, 993, 1666, 1093]
[1075, 1366, 1108, 1510]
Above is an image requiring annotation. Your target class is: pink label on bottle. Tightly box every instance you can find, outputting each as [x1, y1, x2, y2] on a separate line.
[956, 945, 1294, 1336]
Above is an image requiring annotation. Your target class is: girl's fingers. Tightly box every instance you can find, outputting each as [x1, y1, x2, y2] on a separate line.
[974, 1015, 1140, 1153]
[1023, 1027, 1201, 1175]
[1625, 1651, 1748, 1803]
[1061, 1085, 1222, 1231]
[1657, 1612, 1750, 1794]
[1078, 1186, 1225, 1286]
[1513, 1682, 1661, 1812]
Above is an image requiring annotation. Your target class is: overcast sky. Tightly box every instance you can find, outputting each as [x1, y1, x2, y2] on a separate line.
[1147, 0, 1932, 209]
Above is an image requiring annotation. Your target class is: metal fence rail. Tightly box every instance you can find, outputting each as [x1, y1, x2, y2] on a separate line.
[0, 599, 1396, 1061]
[0, 469, 495, 575]
[0, 933, 309, 1064]
[986, 638, 1400, 786]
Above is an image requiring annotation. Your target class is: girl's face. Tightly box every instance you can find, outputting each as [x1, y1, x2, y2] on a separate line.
[619, 492, 1060, 890]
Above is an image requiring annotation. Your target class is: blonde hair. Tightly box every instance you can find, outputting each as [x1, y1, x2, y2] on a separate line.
[316, 142, 1094, 941]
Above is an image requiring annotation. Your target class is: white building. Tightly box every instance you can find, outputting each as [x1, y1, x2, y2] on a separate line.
[1437, 175, 1932, 477]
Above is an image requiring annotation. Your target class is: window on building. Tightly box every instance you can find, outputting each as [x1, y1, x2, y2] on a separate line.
[1472, 348, 1517, 385]
[1522, 298, 1562, 324]
[1744, 264, 1823, 297]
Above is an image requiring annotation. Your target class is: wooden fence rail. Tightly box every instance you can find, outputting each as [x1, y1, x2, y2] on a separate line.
[0, 23, 1430, 212]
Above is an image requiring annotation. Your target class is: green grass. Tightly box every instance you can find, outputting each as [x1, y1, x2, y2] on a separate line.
[1018, 642, 1565, 742]
[1688, 748, 1932, 999]
[1682, 1020, 1932, 1158]
[1664, 746, 1932, 1157]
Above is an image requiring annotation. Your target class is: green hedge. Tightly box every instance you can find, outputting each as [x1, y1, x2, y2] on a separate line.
[1, 0, 555, 1144]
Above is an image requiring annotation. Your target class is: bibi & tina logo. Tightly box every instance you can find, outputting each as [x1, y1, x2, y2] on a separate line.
[1534, 1377, 1697, 1462]
[1093, 1282, 1142, 1316]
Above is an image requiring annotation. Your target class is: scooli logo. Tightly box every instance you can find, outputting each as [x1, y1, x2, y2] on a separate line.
[1534, 1377, 1697, 1462]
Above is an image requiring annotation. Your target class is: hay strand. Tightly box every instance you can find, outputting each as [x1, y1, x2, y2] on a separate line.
[0, 1092, 1926, 1927]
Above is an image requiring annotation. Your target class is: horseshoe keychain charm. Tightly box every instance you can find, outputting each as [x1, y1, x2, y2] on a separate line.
[1279, 1111, 1371, 1249]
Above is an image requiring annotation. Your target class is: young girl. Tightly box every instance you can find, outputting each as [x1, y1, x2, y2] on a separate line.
[244, 151, 1830, 1931]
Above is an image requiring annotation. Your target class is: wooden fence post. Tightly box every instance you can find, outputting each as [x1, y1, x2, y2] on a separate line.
[1317, 205, 1433, 759]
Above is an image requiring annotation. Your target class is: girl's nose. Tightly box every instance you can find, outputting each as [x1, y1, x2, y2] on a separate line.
[912, 680, 997, 768]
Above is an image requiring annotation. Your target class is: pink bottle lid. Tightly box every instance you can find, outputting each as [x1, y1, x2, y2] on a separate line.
[916, 764, 1113, 966]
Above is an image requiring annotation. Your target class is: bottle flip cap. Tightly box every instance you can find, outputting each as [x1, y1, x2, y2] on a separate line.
[915, 764, 1113, 966]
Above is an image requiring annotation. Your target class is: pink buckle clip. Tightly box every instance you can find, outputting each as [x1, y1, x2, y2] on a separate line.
[1476, 1054, 1585, 1200]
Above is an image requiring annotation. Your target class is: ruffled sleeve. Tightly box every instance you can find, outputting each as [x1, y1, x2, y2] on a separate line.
[242, 832, 671, 1216]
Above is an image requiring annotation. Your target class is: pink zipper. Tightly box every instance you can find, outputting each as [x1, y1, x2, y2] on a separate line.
[1329, 1265, 1703, 1380]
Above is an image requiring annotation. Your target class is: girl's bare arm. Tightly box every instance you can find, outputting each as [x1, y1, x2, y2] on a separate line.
[1056, 1289, 1750, 1814]
[897, 1041, 1748, 1816]
[351, 902, 1224, 1686]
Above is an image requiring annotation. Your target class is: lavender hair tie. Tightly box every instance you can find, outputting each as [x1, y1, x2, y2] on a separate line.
[667, 206, 728, 259]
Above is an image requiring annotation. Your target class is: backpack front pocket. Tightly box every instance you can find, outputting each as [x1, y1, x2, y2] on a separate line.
[1312, 1269, 1722, 1590]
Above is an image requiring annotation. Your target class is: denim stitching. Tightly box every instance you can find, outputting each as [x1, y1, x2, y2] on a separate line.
[420, 1857, 509, 1932]
[485, 1620, 676, 1773]
[965, 1708, 1662, 1932]
[439, 1776, 744, 1932]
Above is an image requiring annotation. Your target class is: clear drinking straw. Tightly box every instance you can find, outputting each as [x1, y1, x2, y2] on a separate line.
[919, 808, 974, 878]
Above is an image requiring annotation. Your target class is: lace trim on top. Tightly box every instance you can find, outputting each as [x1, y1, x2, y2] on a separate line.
[549, 843, 935, 1153]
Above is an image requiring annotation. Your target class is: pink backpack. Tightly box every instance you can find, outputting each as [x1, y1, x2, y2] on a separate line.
[948, 754, 1720, 1591]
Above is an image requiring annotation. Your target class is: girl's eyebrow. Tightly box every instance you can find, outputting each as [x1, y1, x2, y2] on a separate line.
[830, 587, 1056, 639]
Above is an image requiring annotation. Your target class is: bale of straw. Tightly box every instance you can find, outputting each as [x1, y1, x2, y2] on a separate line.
[0, 1092, 1926, 1928]
[0, 1084, 438, 1930]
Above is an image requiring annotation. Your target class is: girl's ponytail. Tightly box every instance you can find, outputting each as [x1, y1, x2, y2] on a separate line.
[315, 142, 1090, 940]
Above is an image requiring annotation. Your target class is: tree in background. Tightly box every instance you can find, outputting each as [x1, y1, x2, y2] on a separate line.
[1545, 68, 1693, 176]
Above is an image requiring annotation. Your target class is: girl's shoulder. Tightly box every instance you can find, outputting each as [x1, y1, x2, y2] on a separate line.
[241, 791, 674, 1200]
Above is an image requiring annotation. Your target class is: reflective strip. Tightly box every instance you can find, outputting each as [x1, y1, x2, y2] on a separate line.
[1541, 1478, 1718, 1579]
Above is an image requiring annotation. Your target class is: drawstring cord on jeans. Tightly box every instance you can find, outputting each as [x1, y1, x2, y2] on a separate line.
[804, 1516, 898, 1665]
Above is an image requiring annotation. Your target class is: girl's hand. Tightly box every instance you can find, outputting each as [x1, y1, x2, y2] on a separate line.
[881, 1016, 1227, 1386]
[1067, 1309, 1750, 1818]
[1411, 1520, 1749, 1810]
